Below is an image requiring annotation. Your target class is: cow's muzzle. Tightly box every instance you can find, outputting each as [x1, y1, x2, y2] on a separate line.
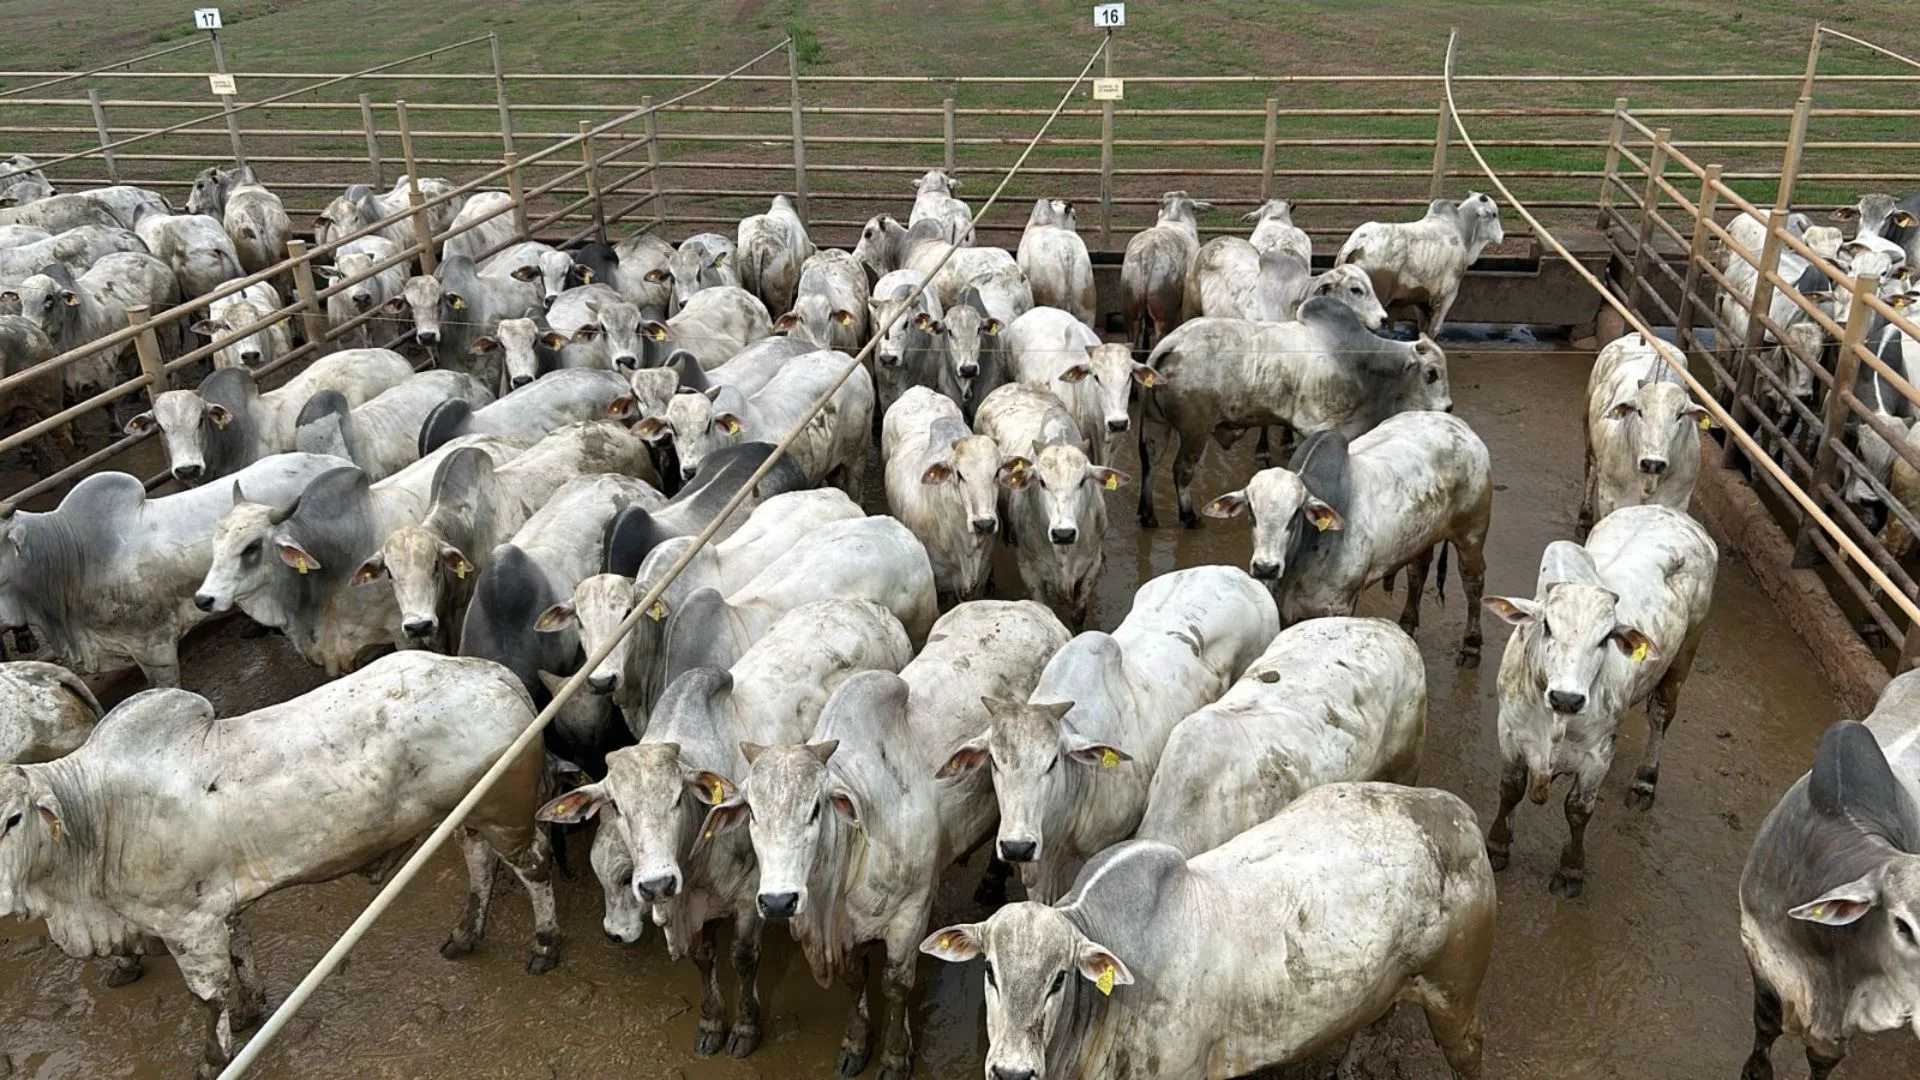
[997, 838, 1036, 863]
[758, 891, 800, 919]
[1547, 689, 1586, 715]
[402, 618, 437, 640]
[1637, 457, 1668, 476]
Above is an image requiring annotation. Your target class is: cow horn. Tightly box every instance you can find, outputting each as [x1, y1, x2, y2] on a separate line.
[267, 494, 302, 525]
[0, 501, 14, 519]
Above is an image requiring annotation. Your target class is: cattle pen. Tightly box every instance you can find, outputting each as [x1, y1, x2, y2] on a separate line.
[4, 8, 1920, 1079]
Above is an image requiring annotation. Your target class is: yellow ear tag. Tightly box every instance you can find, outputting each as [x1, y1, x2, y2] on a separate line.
[704, 829, 713, 841]
[1629, 640, 1649, 663]
[1100, 749, 1118, 769]
[650, 327, 667, 341]
[454, 563, 467, 580]
[1140, 372, 1155, 388]
[710, 778, 725, 804]
[648, 600, 667, 622]
[1312, 513, 1333, 532]
[1809, 904, 1826, 919]
[48, 817, 61, 843]
[1095, 966, 1115, 996]
[1699, 416, 1712, 432]
[294, 558, 309, 575]
[1102, 474, 1118, 491]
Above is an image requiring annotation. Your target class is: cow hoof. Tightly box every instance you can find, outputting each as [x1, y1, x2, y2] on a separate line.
[525, 949, 560, 976]
[1547, 869, 1585, 899]
[877, 1055, 913, 1080]
[1139, 511, 1160, 529]
[1455, 646, 1481, 669]
[1398, 615, 1420, 634]
[103, 955, 145, 987]
[1625, 783, 1657, 812]
[837, 1040, 873, 1077]
[695, 1025, 728, 1058]
[1179, 512, 1201, 529]
[726, 1025, 762, 1059]
[1484, 843, 1509, 872]
[440, 935, 475, 960]
[1740, 1050, 1775, 1080]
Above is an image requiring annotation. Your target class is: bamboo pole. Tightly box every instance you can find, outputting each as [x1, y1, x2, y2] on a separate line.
[1596, 97, 1629, 229]
[788, 40, 809, 225]
[125, 305, 167, 403]
[1673, 164, 1722, 355]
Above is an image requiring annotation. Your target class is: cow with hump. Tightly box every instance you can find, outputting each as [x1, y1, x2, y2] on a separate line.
[703, 600, 1071, 1080]
[1739, 674, 1920, 1080]
[1582, 332, 1710, 531]
[1483, 504, 1717, 898]
[0, 651, 558, 1079]
[922, 782, 1496, 1080]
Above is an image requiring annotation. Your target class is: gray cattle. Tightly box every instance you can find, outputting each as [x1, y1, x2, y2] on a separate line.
[1837, 191, 1920, 269]
[313, 175, 462, 253]
[649, 348, 872, 490]
[0, 453, 343, 685]
[1006, 306, 1149, 467]
[8, 254, 179, 397]
[0, 193, 120, 233]
[133, 212, 242, 300]
[937, 286, 1009, 418]
[868, 268, 946, 418]
[1336, 192, 1504, 335]
[0, 660, 101, 764]
[0, 225, 146, 283]
[707, 600, 1066, 1078]
[1739, 681, 1920, 1080]
[736, 195, 814, 316]
[1017, 198, 1095, 327]
[1000, 440, 1126, 631]
[665, 232, 740, 314]
[480, 240, 588, 311]
[66, 186, 172, 230]
[0, 155, 52, 206]
[0, 316, 69, 470]
[469, 316, 564, 391]
[922, 783, 1495, 1080]
[356, 421, 651, 648]
[908, 168, 975, 245]
[938, 565, 1279, 901]
[1483, 505, 1717, 898]
[852, 214, 951, 282]
[1582, 332, 1709, 529]
[195, 436, 527, 674]
[321, 235, 409, 350]
[883, 387, 1002, 604]
[395, 254, 542, 383]
[1203, 412, 1493, 663]
[1244, 197, 1313, 263]
[294, 370, 496, 481]
[0, 224, 49, 248]
[1139, 299, 1453, 527]
[1138, 617, 1426, 856]
[185, 165, 291, 276]
[612, 232, 674, 317]
[1121, 191, 1213, 354]
[418, 367, 640, 454]
[539, 598, 913, 1058]
[1185, 238, 1386, 329]
[0, 651, 558, 1077]
[127, 349, 414, 483]
[777, 248, 869, 352]
[440, 191, 517, 266]
[195, 281, 291, 370]
[640, 285, 772, 371]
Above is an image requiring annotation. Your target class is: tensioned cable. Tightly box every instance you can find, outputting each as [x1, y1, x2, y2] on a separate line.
[213, 33, 1110, 1078]
[0, 37, 209, 99]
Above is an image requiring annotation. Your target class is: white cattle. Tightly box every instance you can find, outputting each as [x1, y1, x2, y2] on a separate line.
[868, 268, 945, 417]
[439, 191, 517, 266]
[705, 600, 1068, 1078]
[313, 176, 462, 253]
[544, 599, 911, 1058]
[648, 348, 872, 490]
[1244, 197, 1313, 263]
[185, 165, 291, 276]
[1138, 617, 1426, 856]
[611, 232, 674, 317]
[0, 154, 52, 206]
[777, 248, 869, 352]
[126, 349, 414, 483]
[1202, 412, 1493, 663]
[1120, 191, 1212, 353]
[922, 783, 1495, 1080]
[293, 369, 496, 482]
[545, 283, 649, 371]
[0, 660, 102, 764]
[1483, 504, 1717, 898]
[1185, 238, 1386, 328]
[937, 565, 1279, 901]
[641, 284, 773, 370]
[1582, 332, 1710, 528]
[1139, 302, 1452, 527]
[6, 254, 179, 396]
[909, 168, 975, 245]
[663, 232, 740, 314]
[1004, 306, 1148, 466]
[883, 387, 1002, 604]
[928, 245, 1018, 315]
[1335, 191, 1504, 335]
[397, 254, 544, 387]
[0, 454, 345, 686]
[1000, 440, 1125, 631]
[0, 226, 148, 285]
[0, 651, 558, 1077]
[133, 212, 242, 300]
[195, 281, 291, 370]
[736, 194, 815, 316]
[480, 240, 585, 311]
[418, 368, 631, 453]
[320, 235, 409, 349]
[1017, 198, 1095, 327]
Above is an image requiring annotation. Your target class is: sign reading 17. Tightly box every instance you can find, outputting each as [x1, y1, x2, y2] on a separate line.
[1094, 4, 1126, 29]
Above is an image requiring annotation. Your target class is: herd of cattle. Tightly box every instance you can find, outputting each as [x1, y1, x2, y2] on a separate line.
[0, 151, 1915, 1080]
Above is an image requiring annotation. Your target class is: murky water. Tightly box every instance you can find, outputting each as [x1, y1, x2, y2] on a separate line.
[4, 347, 1917, 1079]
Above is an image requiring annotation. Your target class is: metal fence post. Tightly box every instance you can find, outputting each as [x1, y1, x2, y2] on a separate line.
[87, 89, 119, 183]
[788, 41, 809, 226]
[1792, 271, 1878, 567]
[1429, 91, 1453, 200]
[1099, 31, 1115, 251]
[396, 100, 436, 274]
[358, 93, 384, 187]
[943, 97, 957, 174]
[1597, 96, 1629, 229]
[286, 239, 329, 349]
[1776, 95, 1813, 212]
[1627, 127, 1670, 313]
[504, 151, 528, 241]
[1258, 97, 1278, 203]
[642, 95, 667, 229]
[579, 120, 607, 243]
[208, 28, 246, 167]
[1674, 164, 1723, 357]
[490, 32, 515, 158]
[1725, 206, 1791, 470]
[125, 305, 168, 403]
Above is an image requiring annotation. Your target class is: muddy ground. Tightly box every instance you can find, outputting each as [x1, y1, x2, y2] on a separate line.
[3, 345, 1918, 1079]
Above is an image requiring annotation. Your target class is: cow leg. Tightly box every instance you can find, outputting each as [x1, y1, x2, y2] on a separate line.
[226, 916, 265, 1030]
[1336, 1007, 1396, 1080]
[1578, 425, 1597, 538]
[1428, 288, 1458, 338]
[727, 907, 765, 1058]
[692, 919, 728, 1056]
[1455, 522, 1490, 669]
[1740, 967, 1783, 1080]
[836, 950, 875, 1078]
[103, 952, 146, 987]
[1173, 431, 1205, 528]
[442, 829, 497, 960]
[171, 928, 238, 1080]
[500, 830, 561, 975]
[1137, 419, 1172, 528]
[1254, 426, 1272, 470]
[876, 936, 919, 1080]
[1548, 770, 1602, 899]
[1805, 1044, 1847, 1080]
[1398, 547, 1435, 633]
[1484, 758, 1526, 871]
[1629, 622, 1704, 811]
[134, 643, 182, 689]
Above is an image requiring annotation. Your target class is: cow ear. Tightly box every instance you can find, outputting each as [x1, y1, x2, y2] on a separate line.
[1058, 363, 1092, 383]
[921, 461, 955, 486]
[688, 770, 737, 806]
[1304, 498, 1344, 532]
[277, 541, 321, 575]
[632, 416, 670, 442]
[1130, 362, 1160, 387]
[833, 309, 857, 327]
[643, 268, 668, 284]
[540, 331, 570, 350]
[1067, 741, 1130, 769]
[469, 335, 498, 354]
[829, 788, 861, 827]
[31, 782, 64, 844]
[912, 311, 934, 332]
[1687, 404, 1714, 431]
[709, 250, 729, 269]
[445, 292, 468, 311]
[207, 404, 233, 428]
[1483, 596, 1541, 625]
[56, 290, 77, 308]
[997, 456, 1032, 489]
[773, 312, 800, 333]
[605, 394, 638, 421]
[1788, 873, 1881, 926]
[1898, 211, 1919, 229]
[510, 264, 540, 281]
[383, 296, 408, 314]
[644, 321, 670, 342]
[534, 603, 576, 632]
[920, 923, 985, 963]
[691, 796, 750, 855]
[124, 412, 156, 436]
[935, 736, 991, 782]
[575, 265, 595, 284]
[349, 554, 388, 586]
[1201, 491, 1248, 519]
[571, 324, 603, 343]
[1832, 206, 1860, 221]
[714, 413, 744, 436]
[1089, 466, 1130, 492]
[1076, 939, 1134, 995]
[740, 741, 767, 765]
[190, 319, 220, 337]
[439, 546, 475, 580]
[313, 266, 342, 282]
[1608, 401, 1637, 420]
[1610, 626, 1657, 665]
[536, 783, 607, 824]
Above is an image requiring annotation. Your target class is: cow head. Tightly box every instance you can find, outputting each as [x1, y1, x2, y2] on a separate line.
[1605, 375, 1707, 482]
[921, 426, 1005, 538]
[1834, 193, 1911, 241]
[588, 298, 645, 370]
[1307, 264, 1388, 331]
[1059, 343, 1152, 440]
[1241, 198, 1295, 226]
[2, 275, 78, 342]
[661, 386, 747, 482]
[666, 237, 735, 315]
[1155, 190, 1214, 232]
[777, 294, 859, 351]
[199, 296, 276, 369]
[474, 317, 554, 390]
[354, 524, 472, 641]
[1786, 855, 1920, 1015]
[397, 275, 445, 346]
[1404, 337, 1453, 414]
[940, 304, 1003, 395]
[197, 483, 312, 623]
[186, 164, 238, 216]
[538, 249, 578, 308]
[541, 573, 664, 699]
[913, 169, 959, 197]
[1203, 466, 1343, 582]
[0, 765, 66, 916]
[701, 738, 843, 921]
[938, 694, 1127, 867]
[921, 904, 1133, 1080]
[853, 214, 910, 278]
[1001, 443, 1125, 549]
[129, 389, 230, 483]
[588, 820, 645, 944]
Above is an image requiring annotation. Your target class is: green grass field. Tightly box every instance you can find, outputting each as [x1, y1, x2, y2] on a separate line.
[3, 1, 1917, 246]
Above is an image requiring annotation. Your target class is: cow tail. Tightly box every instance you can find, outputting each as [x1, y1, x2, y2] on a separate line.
[1437, 542, 1451, 606]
